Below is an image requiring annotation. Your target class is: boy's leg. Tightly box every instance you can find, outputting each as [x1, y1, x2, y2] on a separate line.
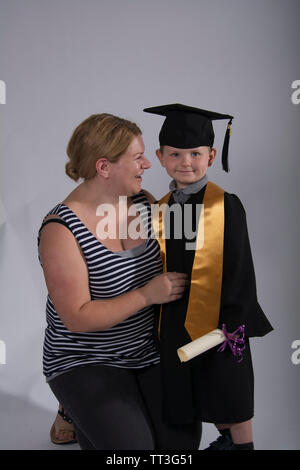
[216, 423, 232, 430]
[230, 420, 253, 447]
[136, 363, 202, 450]
[204, 424, 233, 450]
[210, 421, 254, 450]
[49, 364, 155, 450]
[217, 420, 253, 444]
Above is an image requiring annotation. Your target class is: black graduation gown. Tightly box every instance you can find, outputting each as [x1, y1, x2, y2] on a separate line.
[158, 184, 273, 425]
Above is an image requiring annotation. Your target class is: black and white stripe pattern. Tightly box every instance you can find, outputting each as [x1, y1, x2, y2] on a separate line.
[38, 192, 162, 379]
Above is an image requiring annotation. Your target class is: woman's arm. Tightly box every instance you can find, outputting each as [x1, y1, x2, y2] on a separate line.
[39, 221, 187, 333]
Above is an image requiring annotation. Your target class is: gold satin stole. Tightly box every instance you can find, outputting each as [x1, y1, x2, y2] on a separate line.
[152, 181, 225, 340]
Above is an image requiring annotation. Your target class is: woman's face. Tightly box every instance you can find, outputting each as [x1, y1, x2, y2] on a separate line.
[111, 135, 151, 195]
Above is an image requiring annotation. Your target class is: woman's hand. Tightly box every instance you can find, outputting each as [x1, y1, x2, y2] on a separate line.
[140, 272, 189, 305]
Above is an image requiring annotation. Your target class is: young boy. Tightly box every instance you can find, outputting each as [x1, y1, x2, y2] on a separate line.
[144, 103, 273, 450]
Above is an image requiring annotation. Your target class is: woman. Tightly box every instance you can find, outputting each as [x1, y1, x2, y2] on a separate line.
[38, 113, 201, 450]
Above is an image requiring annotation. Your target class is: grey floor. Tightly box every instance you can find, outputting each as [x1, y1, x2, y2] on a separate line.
[0, 391, 225, 450]
[2, 391, 294, 450]
[0, 392, 79, 450]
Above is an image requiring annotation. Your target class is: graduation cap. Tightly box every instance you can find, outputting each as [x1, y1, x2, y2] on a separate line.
[143, 103, 234, 172]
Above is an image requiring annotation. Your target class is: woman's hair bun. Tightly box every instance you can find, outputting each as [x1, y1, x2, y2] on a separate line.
[65, 162, 80, 182]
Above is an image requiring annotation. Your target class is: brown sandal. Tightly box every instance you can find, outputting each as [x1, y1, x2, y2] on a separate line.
[50, 407, 77, 445]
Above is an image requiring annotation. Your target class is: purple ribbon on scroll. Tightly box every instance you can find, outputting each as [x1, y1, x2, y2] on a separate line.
[217, 324, 246, 363]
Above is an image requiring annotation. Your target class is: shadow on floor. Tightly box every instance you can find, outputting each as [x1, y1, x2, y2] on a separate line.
[0, 391, 79, 450]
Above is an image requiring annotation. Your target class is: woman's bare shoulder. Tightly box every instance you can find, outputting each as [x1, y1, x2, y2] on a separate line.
[142, 188, 156, 204]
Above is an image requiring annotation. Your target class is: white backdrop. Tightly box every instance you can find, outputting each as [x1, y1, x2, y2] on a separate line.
[0, 0, 299, 450]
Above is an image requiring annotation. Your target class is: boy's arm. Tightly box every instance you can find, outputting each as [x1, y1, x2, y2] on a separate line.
[220, 193, 273, 337]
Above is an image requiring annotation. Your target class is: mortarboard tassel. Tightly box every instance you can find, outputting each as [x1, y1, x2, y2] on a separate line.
[221, 118, 233, 172]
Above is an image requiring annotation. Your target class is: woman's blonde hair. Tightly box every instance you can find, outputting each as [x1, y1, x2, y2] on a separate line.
[65, 113, 142, 182]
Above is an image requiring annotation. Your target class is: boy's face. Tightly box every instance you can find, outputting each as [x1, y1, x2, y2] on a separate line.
[156, 145, 216, 189]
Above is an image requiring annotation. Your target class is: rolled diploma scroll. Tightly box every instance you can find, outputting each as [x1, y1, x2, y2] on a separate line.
[177, 328, 225, 362]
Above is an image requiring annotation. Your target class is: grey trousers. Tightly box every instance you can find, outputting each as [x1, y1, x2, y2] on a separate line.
[49, 362, 202, 450]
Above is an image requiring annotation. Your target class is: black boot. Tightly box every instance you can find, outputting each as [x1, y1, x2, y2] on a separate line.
[203, 429, 233, 450]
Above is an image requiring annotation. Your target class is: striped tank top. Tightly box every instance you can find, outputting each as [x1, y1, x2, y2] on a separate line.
[38, 191, 162, 380]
